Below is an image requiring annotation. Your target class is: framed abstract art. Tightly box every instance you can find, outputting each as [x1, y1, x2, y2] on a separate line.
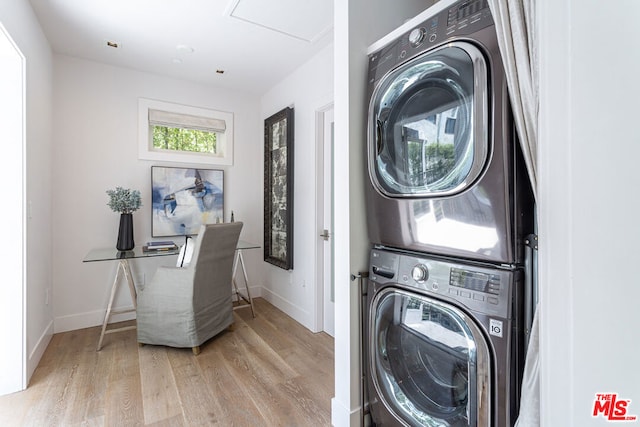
[151, 166, 224, 237]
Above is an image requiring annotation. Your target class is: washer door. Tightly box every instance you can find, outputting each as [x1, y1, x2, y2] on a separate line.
[368, 42, 488, 198]
[370, 288, 491, 426]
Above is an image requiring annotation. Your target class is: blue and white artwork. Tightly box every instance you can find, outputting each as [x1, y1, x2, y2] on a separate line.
[151, 166, 224, 237]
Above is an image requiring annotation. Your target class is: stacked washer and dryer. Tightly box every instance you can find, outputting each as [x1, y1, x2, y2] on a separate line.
[363, 0, 534, 426]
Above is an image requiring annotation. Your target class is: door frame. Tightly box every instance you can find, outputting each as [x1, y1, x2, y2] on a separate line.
[313, 101, 334, 333]
[0, 21, 26, 396]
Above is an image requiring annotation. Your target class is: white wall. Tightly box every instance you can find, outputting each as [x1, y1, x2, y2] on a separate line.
[0, 0, 54, 392]
[51, 55, 263, 333]
[332, 0, 436, 424]
[539, 1, 640, 425]
[260, 43, 334, 330]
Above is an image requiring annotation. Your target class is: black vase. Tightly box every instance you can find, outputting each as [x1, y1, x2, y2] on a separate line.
[116, 213, 135, 251]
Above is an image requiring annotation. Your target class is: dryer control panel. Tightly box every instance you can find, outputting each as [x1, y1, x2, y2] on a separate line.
[367, 0, 494, 93]
[447, 0, 491, 28]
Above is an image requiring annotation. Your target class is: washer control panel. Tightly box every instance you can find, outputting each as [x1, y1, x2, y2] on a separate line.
[370, 248, 516, 318]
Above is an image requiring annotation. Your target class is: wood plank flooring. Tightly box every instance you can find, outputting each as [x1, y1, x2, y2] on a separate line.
[0, 298, 334, 426]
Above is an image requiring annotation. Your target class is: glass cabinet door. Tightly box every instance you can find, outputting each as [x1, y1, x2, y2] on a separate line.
[370, 288, 491, 426]
[369, 43, 488, 198]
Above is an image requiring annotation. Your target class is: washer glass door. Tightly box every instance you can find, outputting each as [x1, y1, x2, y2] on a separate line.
[368, 42, 488, 198]
[370, 288, 491, 426]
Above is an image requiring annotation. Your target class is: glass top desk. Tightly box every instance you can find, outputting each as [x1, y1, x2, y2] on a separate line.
[84, 240, 260, 351]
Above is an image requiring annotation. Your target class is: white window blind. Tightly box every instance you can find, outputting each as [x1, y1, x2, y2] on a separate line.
[148, 109, 226, 133]
[139, 98, 234, 165]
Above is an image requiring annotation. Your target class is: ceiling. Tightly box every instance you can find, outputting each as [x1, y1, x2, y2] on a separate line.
[28, 0, 334, 95]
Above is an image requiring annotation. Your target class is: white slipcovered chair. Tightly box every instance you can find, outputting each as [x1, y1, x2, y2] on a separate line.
[136, 222, 243, 355]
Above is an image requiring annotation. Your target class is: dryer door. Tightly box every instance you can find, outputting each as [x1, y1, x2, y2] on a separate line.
[369, 287, 491, 426]
[368, 42, 488, 198]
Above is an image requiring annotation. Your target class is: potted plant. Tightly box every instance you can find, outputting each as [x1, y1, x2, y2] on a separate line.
[106, 187, 142, 251]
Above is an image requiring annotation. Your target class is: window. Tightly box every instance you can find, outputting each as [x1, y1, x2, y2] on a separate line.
[138, 98, 234, 165]
[444, 117, 457, 134]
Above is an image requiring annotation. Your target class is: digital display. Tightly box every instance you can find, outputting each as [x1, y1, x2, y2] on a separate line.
[450, 267, 500, 294]
[448, 0, 488, 26]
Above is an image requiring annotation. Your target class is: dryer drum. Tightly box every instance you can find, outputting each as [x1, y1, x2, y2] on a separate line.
[377, 76, 473, 194]
[369, 45, 485, 199]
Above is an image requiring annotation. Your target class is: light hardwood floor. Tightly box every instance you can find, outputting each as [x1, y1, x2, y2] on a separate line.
[0, 298, 334, 426]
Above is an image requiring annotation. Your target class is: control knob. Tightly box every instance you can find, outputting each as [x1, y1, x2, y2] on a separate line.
[408, 28, 425, 47]
[411, 264, 429, 283]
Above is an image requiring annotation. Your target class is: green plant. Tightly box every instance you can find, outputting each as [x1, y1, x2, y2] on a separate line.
[106, 187, 142, 214]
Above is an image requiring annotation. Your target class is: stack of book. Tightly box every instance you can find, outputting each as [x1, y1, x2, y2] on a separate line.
[142, 240, 178, 252]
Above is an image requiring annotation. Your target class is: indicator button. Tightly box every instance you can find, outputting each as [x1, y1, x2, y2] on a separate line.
[488, 297, 499, 305]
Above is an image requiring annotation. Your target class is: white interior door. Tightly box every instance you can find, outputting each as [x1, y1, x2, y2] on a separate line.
[321, 107, 335, 336]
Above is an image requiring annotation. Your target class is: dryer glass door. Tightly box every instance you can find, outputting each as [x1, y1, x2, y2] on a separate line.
[369, 42, 488, 198]
[370, 288, 491, 426]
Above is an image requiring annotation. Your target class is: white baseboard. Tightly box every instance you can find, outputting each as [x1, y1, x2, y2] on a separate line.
[54, 285, 264, 334]
[233, 284, 262, 301]
[54, 305, 136, 334]
[27, 320, 53, 382]
[260, 287, 311, 330]
[331, 397, 362, 427]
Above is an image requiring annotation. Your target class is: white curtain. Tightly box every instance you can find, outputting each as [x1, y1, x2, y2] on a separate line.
[486, 0, 539, 426]
[488, 0, 538, 197]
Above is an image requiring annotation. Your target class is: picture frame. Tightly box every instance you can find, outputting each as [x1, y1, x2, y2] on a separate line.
[264, 107, 294, 270]
[151, 166, 224, 237]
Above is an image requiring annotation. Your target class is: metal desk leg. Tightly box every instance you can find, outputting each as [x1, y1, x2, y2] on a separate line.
[232, 249, 256, 317]
[97, 259, 137, 351]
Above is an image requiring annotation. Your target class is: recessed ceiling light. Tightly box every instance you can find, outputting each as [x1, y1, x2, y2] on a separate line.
[176, 44, 194, 54]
